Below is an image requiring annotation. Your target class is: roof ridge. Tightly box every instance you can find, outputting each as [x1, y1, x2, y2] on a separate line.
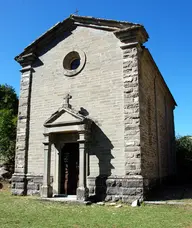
[70, 14, 142, 27]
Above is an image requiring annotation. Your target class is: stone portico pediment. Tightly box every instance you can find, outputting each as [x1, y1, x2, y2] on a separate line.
[44, 106, 90, 134]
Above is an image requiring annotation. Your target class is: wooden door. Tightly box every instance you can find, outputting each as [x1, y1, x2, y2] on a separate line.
[60, 143, 79, 195]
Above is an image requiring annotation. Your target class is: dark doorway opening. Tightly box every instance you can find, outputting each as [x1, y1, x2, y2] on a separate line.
[60, 143, 79, 195]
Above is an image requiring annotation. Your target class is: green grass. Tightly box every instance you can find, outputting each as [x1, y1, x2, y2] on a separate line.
[0, 190, 192, 228]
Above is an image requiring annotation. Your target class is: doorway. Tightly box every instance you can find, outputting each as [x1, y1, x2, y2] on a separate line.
[59, 143, 79, 195]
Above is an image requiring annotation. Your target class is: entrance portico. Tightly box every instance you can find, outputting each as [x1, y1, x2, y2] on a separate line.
[41, 99, 92, 201]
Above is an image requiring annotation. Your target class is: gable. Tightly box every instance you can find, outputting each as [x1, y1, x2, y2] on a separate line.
[52, 111, 81, 124]
[44, 107, 85, 127]
[38, 26, 119, 63]
[15, 15, 148, 66]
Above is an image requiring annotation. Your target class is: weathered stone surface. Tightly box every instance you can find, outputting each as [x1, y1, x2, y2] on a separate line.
[139, 49, 176, 189]
[107, 187, 120, 195]
[105, 195, 112, 202]
[12, 189, 25, 196]
[15, 183, 25, 189]
[12, 175, 25, 182]
[12, 16, 176, 201]
[113, 196, 120, 202]
[88, 176, 144, 201]
[77, 187, 89, 201]
[27, 175, 43, 195]
[40, 185, 53, 198]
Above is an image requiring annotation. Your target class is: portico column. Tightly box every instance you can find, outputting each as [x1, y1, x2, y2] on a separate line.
[77, 133, 89, 201]
[41, 134, 52, 197]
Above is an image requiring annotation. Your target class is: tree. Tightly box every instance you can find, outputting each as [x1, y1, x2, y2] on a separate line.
[0, 84, 18, 114]
[0, 84, 18, 168]
[176, 135, 192, 183]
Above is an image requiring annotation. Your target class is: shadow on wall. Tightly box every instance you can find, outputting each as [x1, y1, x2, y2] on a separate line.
[32, 28, 75, 68]
[146, 183, 192, 201]
[89, 123, 114, 202]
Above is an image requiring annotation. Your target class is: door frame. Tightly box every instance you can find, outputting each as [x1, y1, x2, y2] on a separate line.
[41, 105, 92, 200]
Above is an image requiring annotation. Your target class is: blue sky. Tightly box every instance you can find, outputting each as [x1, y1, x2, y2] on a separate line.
[0, 0, 191, 136]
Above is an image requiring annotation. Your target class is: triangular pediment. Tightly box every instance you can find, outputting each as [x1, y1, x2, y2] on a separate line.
[54, 111, 80, 123]
[44, 107, 85, 127]
[15, 15, 148, 65]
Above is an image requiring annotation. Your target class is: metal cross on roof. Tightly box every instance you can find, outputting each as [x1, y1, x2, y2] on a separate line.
[74, 9, 79, 15]
[63, 94, 72, 108]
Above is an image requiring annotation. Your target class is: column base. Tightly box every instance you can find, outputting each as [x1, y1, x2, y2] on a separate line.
[77, 186, 89, 201]
[40, 185, 53, 198]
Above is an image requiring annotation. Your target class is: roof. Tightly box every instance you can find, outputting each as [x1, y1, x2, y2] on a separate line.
[15, 14, 149, 62]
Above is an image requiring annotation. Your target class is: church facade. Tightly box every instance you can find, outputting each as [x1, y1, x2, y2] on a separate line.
[12, 15, 176, 202]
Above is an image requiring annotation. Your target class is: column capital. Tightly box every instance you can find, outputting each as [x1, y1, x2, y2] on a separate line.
[15, 52, 37, 68]
[78, 132, 85, 142]
[114, 26, 148, 45]
[43, 133, 49, 145]
[20, 65, 34, 73]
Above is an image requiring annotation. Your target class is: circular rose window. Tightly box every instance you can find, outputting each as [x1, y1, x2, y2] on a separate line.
[63, 50, 86, 76]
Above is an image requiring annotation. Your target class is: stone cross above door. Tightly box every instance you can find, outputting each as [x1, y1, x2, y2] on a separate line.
[63, 94, 72, 108]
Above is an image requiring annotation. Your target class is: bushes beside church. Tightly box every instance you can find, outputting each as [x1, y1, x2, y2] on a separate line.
[0, 84, 18, 173]
[176, 135, 192, 183]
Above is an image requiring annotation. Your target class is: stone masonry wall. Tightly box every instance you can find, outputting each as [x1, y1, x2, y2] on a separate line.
[88, 176, 143, 202]
[121, 44, 143, 201]
[122, 45, 141, 176]
[14, 26, 175, 198]
[139, 48, 176, 190]
[156, 82, 175, 179]
[12, 66, 32, 195]
[139, 50, 159, 188]
[27, 27, 125, 188]
[165, 98, 176, 177]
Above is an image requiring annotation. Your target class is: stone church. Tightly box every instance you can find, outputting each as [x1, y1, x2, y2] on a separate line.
[12, 15, 176, 202]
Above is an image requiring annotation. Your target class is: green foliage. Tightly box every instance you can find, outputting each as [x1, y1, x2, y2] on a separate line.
[0, 84, 18, 114]
[176, 136, 192, 160]
[0, 84, 18, 167]
[176, 135, 192, 182]
[0, 109, 17, 164]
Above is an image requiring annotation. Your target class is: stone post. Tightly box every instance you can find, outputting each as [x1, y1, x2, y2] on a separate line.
[77, 133, 89, 201]
[12, 53, 36, 195]
[41, 134, 52, 197]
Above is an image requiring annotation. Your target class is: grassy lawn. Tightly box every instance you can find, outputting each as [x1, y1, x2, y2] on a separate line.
[0, 188, 192, 228]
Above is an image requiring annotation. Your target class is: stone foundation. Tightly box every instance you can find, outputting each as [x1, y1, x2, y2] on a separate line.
[12, 174, 44, 196]
[12, 174, 164, 201]
[11, 174, 27, 196]
[88, 176, 144, 203]
[26, 175, 43, 195]
[77, 187, 89, 201]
